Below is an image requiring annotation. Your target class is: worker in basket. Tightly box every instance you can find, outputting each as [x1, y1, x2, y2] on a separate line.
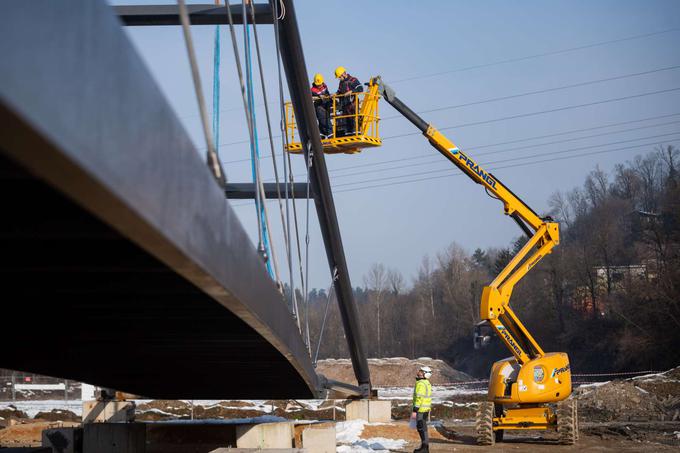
[311, 73, 332, 138]
[334, 66, 363, 136]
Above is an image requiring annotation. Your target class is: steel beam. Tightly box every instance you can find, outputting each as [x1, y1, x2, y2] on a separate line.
[115, 3, 273, 26]
[0, 0, 317, 399]
[275, 0, 372, 395]
[225, 182, 310, 199]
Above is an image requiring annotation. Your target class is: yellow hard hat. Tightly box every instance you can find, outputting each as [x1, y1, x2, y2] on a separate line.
[334, 66, 346, 78]
[313, 73, 324, 86]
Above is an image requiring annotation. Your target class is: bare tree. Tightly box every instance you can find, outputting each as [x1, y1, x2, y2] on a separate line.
[549, 190, 573, 228]
[417, 255, 435, 318]
[387, 268, 405, 295]
[364, 263, 387, 357]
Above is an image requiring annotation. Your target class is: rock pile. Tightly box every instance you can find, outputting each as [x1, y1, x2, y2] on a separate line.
[316, 357, 472, 386]
[575, 367, 680, 422]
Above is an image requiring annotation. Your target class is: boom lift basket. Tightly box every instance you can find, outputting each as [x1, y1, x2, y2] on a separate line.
[285, 80, 381, 154]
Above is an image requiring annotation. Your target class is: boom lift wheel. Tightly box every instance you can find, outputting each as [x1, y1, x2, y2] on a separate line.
[494, 403, 504, 442]
[475, 401, 495, 445]
[557, 398, 577, 445]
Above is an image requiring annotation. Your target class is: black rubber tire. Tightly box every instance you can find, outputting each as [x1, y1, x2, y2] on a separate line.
[557, 398, 577, 445]
[476, 401, 495, 446]
[493, 403, 504, 443]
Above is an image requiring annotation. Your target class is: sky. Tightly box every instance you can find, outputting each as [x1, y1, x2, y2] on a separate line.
[110, 0, 680, 290]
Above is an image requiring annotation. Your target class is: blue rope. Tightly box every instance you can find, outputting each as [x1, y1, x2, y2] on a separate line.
[245, 20, 274, 277]
[212, 25, 220, 152]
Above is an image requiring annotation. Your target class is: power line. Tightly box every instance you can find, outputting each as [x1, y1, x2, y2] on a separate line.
[332, 131, 680, 188]
[179, 27, 680, 120]
[323, 120, 680, 180]
[390, 27, 680, 84]
[219, 84, 680, 157]
[227, 112, 680, 184]
[334, 138, 680, 194]
[229, 135, 680, 206]
[381, 64, 680, 121]
[328, 113, 680, 174]
[383, 86, 680, 141]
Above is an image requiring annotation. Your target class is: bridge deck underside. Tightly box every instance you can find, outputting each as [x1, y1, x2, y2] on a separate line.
[0, 153, 311, 399]
[0, 0, 317, 399]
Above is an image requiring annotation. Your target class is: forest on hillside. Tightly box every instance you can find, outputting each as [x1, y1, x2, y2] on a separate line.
[296, 145, 680, 378]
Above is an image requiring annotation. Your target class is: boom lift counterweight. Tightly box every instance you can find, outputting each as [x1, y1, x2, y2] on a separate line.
[374, 77, 576, 445]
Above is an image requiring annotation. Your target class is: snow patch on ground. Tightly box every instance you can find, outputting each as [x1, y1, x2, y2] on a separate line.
[337, 437, 407, 452]
[378, 385, 484, 401]
[336, 420, 367, 443]
[0, 400, 82, 417]
[578, 381, 611, 389]
[336, 420, 407, 452]
[140, 408, 175, 417]
[146, 415, 286, 425]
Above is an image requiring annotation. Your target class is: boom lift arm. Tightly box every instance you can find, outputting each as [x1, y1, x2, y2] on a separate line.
[375, 77, 560, 366]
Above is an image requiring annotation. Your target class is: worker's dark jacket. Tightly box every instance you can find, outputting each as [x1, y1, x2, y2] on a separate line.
[336, 74, 363, 112]
[311, 83, 331, 108]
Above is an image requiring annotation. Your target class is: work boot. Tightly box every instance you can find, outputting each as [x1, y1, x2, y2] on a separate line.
[413, 445, 429, 453]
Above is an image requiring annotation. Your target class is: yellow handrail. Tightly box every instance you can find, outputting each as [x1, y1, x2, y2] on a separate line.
[284, 82, 382, 154]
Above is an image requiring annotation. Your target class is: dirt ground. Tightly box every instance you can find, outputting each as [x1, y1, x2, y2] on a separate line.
[316, 357, 472, 386]
[0, 420, 80, 448]
[1, 365, 678, 450]
[383, 421, 680, 452]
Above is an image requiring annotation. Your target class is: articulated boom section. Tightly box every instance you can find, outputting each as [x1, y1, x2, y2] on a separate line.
[422, 125, 560, 364]
[376, 77, 575, 442]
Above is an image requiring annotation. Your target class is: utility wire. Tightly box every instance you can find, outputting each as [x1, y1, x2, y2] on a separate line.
[384, 86, 680, 141]
[247, 116, 680, 182]
[222, 112, 680, 172]
[327, 112, 680, 174]
[315, 120, 680, 181]
[229, 135, 680, 206]
[390, 27, 680, 84]
[179, 28, 680, 121]
[334, 137, 680, 194]
[381, 64, 680, 121]
[331, 131, 680, 188]
[218, 82, 680, 157]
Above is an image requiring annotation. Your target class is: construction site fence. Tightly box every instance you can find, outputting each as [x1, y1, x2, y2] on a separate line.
[373, 369, 665, 390]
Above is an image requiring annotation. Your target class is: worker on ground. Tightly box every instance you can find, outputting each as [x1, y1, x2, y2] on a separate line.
[311, 73, 332, 138]
[412, 365, 432, 453]
[334, 66, 363, 136]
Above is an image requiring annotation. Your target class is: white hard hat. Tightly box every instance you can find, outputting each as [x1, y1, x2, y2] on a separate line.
[419, 366, 432, 378]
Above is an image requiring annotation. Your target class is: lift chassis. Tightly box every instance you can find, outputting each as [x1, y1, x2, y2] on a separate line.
[374, 76, 577, 445]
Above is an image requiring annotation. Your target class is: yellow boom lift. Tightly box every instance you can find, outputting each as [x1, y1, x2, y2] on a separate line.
[285, 76, 577, 445]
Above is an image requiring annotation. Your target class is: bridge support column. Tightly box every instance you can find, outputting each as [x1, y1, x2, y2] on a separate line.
[345, 400, 392, 423]
[275, 0, 372, 397]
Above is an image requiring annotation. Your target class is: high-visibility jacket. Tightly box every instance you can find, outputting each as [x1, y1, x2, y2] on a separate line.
[412, 378, 432, 413]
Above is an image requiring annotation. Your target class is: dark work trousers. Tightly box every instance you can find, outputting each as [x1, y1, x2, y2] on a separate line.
[416, 411, 429, 446]
[339, 99, 357, 135]
[315, 104, 331, 136]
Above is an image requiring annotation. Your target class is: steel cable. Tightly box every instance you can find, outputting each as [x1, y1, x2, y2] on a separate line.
[223, 0, 264, 250]
[273, 0, 302, 326]
[176, 0, 226, 186]
[243, 0, 282, 286]
[314, 268, 338, 365]
[248, 1, 291, 290]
